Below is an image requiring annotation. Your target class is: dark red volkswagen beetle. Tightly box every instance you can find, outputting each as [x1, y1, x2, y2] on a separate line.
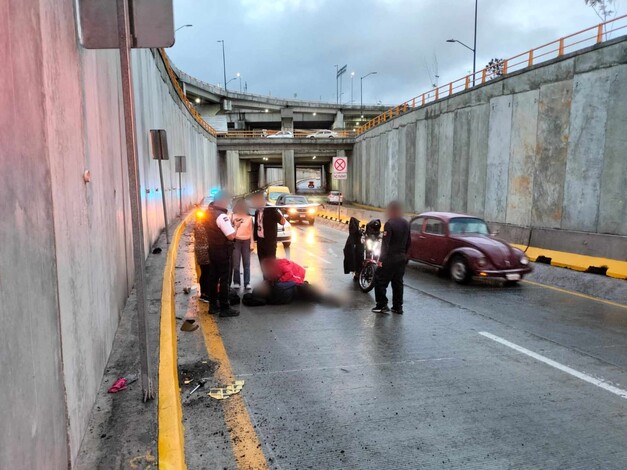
[408, 212, 532, 284]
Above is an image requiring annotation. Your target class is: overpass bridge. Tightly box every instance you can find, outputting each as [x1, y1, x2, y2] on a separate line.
[4, 3, 627, 469]
[173, 65, 389, 133]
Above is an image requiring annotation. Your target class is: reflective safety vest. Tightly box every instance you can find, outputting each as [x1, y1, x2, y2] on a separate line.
[205, 205, 230, 249]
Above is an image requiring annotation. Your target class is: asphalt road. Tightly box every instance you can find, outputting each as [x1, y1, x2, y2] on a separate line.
[183, 222, 627, 469]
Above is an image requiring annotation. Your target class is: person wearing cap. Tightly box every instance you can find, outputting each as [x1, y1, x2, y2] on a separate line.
[204, 190, 241, 317]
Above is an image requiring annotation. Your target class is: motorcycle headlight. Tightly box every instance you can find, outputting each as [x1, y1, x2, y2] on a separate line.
[366, 239, 374, 251]
[520, 255, 529, 265]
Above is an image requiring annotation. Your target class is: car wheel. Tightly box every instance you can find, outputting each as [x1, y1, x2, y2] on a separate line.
[308, 218, 315, 225]
[283, 242, 291, 248]
[449, 256, 471, 284]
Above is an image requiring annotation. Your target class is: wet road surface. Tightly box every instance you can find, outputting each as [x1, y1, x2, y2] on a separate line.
[184, 223, 627, 469]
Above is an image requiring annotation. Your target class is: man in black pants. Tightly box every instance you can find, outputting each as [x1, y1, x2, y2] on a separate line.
[205, 191, 241, 317]
[252, 192, 286, 263]
[372, 200, 411, 314]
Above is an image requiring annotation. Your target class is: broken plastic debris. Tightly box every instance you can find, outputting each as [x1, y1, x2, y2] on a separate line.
[208, 380, 245, 400]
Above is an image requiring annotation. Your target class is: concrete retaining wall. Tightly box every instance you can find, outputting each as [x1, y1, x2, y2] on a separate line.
[346, 38, 627, 257]
[0, 1, 218, 468]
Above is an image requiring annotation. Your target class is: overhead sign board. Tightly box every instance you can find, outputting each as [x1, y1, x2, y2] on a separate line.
[77, 0, 175, 49]
[332, 156, 348, 180]
[336, 64, 347, 78]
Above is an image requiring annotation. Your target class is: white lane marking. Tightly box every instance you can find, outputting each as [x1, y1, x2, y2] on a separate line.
[238, 357, 455, 377]
[479, 331, 627, 399]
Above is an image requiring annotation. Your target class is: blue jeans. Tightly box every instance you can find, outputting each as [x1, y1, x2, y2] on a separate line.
[232, 239, 251, 285]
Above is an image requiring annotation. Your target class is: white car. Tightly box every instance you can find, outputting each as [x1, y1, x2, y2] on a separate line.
[327, 191, 343, 204]
[308, 129, 339, 139]
[277, 219, 292, 248]
[267, 130, 293, 139]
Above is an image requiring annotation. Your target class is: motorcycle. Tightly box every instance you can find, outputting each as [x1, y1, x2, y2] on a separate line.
[358, 220, 382, 293]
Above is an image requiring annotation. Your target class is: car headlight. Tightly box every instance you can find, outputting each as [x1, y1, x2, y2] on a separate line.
[288, 208, 297, 214]
[307, 208, 316, 214]
[520, 255, 529, 265]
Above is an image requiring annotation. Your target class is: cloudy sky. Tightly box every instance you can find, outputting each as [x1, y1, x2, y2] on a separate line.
[167, 0, 620, 105]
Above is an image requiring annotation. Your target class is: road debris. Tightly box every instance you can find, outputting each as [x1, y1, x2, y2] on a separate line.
[107, 373, 138, 393]
[208, 380, 245, 400]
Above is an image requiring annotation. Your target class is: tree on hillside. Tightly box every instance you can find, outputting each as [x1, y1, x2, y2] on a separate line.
[485, 58, 505, 79]
[585, 0, 617, 22]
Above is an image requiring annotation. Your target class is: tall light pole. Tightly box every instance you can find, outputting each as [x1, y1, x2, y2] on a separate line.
[236, 72, 241, 92]
[217, 40, 227, 89]
[335, 65, 339, 104]
[175, 24, 193, 32]
[360, 72, 377, 114]
[350, 71, 355, 104]
[226, 76, 238, 88]
[446, 0, 478, 86]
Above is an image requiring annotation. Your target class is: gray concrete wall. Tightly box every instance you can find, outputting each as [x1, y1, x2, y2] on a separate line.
[0, 1, 219, 468]
[349, 38, 627, 253]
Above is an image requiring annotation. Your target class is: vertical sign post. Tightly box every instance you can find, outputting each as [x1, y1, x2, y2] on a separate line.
[332, 155, 348, 221]
[175, 155, 187, 217]
[150, 130, 170, 244]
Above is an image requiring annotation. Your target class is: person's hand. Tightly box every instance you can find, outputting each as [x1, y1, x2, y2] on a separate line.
[377, 261, 382, 268]
[250, 242, 255, 252]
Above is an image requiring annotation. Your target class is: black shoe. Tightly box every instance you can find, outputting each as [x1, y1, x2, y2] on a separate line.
[391, 307, 403, 315]
[199, 294, 210, 304]
[208, 303, 220, 315]
[219, 308, 240, 318]
[371, 305, 390, 313]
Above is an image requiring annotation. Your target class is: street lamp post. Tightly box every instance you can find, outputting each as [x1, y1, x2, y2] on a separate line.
[217, 40, 227, 89]
[360, 72, 377, 113]
[175, 24, 193, 33]
[446, 0, 478, 86]
[226, 76, 238, 88]
[350, 72, 355, 104]
[236, 72, 241, 93]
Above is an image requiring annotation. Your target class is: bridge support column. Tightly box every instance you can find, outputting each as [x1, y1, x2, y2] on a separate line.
[226, 150, 248, 195]
[258, 163, 266, 188]
[332, 111, 345, 130]
[282, 150, 296, 193]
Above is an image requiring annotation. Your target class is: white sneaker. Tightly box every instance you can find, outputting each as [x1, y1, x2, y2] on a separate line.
[245, 284, 252, 290]
[233, 283, 241, 289]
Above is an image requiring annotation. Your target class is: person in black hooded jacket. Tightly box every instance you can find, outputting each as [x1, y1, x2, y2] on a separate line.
[343, 217, 364, 280]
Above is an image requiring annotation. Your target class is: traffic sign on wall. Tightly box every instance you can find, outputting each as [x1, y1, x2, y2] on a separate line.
[332, 156, 348, 180]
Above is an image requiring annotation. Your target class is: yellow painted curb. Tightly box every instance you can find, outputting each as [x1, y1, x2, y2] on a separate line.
[512, 244, 627, 280]
[158, 214, 193, 470]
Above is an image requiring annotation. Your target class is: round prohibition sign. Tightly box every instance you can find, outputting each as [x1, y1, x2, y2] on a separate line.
[334, 158, 347, 171]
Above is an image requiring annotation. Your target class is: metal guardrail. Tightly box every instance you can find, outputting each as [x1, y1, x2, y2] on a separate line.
[356, 15, 627, 135]
[158, 49, 218, 137]
[218, 129, 353, 139]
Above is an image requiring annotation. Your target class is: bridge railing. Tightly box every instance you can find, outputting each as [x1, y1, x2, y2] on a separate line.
[218, 129, 352, 138]
[356, 14, 627, 135]
[158, 49, 218, 137]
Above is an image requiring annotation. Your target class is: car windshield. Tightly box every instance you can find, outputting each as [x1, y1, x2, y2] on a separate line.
[269, 192, 285, 200]
[282, 196, 308, 204]
[449, 217, 489, 235]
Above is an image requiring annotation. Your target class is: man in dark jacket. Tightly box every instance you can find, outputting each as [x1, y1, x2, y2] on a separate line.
[372, 201, 411, 314]
[252, 192, 285, 263]
[204, 191, 241, 317]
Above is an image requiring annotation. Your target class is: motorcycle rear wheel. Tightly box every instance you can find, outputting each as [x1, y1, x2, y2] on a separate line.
[359, 263, 377, 293]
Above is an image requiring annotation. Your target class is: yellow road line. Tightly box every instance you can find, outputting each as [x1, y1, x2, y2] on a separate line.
[197, 313, 269, 470]
[159, 214, 193, 470]
[193, 250, 268, 470]
[521, 279, 627, 310]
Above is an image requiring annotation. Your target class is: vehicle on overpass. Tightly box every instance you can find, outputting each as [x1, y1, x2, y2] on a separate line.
[267, 130, 293, 139]
[308, 129, 339, 139]
[408, 212, 532, 285]
[275, 194, 318, 225]
[266, 185, 291, 205]
[327, 190, 343, 204]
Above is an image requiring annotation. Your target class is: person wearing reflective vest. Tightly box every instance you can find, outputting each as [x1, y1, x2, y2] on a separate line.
[204, 191, 241, 317]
